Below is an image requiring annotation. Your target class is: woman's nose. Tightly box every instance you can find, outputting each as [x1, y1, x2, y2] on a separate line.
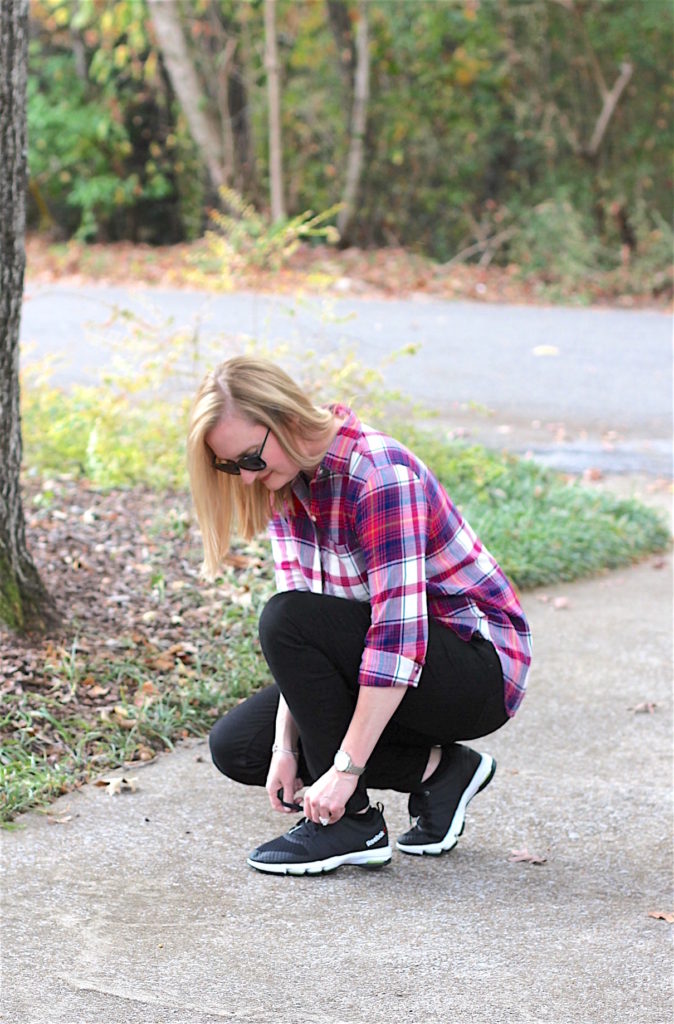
[239, 468, 258, 486]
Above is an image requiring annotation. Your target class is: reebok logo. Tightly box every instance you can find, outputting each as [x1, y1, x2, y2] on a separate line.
[366, 830, 385, 847]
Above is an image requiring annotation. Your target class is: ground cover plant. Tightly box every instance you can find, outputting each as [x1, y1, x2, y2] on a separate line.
[1, 356, 669, 824]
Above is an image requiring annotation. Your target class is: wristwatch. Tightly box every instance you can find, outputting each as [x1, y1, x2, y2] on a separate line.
[333, 748, 365, 776]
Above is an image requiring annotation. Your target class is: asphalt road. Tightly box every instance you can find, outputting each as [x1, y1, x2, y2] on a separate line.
[20, 284, 673, 474]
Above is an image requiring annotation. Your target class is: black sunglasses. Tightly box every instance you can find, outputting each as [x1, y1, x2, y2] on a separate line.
[212, 426, 271, 475]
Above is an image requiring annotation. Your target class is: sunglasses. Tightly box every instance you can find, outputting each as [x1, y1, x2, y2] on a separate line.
[211, 426, 271, 475]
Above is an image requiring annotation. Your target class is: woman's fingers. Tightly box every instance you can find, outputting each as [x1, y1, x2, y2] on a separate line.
[265, 752, 301, 813]
[303, 768, 358, 823]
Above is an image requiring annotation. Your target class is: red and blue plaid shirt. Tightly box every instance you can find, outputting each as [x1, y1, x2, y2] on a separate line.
[268, 407, 531, 716]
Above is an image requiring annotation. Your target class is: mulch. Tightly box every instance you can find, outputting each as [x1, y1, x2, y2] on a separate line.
[0, 476, 260, 728]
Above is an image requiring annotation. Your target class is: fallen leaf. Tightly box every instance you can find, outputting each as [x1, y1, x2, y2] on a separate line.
[47, 814, 72, 825]
[648, 910, 674, 924]
[536, 594, 550, 603]
[133, 745, 156, 762]
[134, 680, 157, 707]
[582, 467, 603, 482]
[508, 848, 547, 865]
[97, 775, 139, 796]
[148, 653, 175, 672]
[88, 684, 110, 698]
[532, 345, 559, 357]
[552, 596, 569, 610]
[629, 701, 658, 714]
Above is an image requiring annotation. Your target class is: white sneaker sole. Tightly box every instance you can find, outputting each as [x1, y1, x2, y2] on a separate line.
[396, 753, 496, 856]
[247, 845, 393, 875]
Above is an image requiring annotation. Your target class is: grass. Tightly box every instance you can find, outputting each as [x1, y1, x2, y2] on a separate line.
[1, 598, 273, 821]
[3, 363, 669, 823]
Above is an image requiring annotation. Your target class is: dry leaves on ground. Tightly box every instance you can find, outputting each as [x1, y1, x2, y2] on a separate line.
[94, 776, 139, 796]
[647, 910, 674, 924]
[508, 848, 548, 865]
[0, 477, 270, 764]
[24, 235, 671, 310]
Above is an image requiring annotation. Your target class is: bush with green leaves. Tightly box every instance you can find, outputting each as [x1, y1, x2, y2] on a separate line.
[187, 186, 341, 286]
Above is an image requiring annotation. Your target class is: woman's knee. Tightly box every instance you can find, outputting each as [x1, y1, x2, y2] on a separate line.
[208, 714, 265, 785]
[208, 715, 243, 780]
[258, 590, 307, 650]
[208, 686, 278, 785]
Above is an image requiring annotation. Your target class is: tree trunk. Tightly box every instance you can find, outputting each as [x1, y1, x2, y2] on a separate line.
[146, 0, 229, 193]
[326, 0, 355, 98]
[0, 0, 59, 633]
[264, 0, 285, 222]
[337, 0, 369, 245]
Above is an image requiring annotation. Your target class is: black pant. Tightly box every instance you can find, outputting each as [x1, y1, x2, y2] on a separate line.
[209, 591, 509, 812]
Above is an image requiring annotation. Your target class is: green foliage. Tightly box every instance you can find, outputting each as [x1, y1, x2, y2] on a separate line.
[27, 0, 201, 241]
[189, 186, 341, 286]
[0, 625, 270, 822]
[27, 53, 135, 239]
[21, 330, 193, 490]
[507, 198, 604, 298]
[26, 0, 673, 288]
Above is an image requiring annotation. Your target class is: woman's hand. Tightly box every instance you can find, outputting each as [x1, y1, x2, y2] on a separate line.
[303, 766, 359, 824]
[265, 750, 304, 814]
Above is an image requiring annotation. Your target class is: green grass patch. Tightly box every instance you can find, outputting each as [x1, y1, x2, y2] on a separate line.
[1, 608, 271, 822]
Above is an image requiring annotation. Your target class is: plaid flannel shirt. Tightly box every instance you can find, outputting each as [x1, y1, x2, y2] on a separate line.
[268, 407, 531, 716]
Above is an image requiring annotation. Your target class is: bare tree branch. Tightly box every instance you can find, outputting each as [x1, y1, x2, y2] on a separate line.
[443, 229, 515, 269]
[587, 61, 633, 156]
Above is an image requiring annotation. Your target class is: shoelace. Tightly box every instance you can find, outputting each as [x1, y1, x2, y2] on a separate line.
[277, 787, 303, 813]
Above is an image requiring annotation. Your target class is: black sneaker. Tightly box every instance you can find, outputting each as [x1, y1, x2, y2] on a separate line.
[396, 745, 496, 856]
[247, 804, 392, 875]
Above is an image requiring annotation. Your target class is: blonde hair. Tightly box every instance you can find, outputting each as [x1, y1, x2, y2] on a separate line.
[187, 356, 334, 578]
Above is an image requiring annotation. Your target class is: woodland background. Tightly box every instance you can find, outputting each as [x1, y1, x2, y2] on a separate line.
[26, 0, 673, 299]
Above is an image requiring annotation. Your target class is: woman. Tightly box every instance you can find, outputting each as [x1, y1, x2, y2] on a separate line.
[187, 356, 532, 876]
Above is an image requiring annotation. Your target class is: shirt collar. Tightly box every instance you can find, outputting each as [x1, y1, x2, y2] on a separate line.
[316, 404, 361, 479]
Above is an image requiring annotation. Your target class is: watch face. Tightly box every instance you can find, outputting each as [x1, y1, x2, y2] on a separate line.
[334, 750, 349, 772]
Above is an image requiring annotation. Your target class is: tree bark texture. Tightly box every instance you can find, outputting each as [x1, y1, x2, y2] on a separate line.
[326, 0, 355, 99]
[337, 0, 369, 244]
[147, 0, 229, 193]
[264, 0, 286, 222]
[0, 0, 59, 632]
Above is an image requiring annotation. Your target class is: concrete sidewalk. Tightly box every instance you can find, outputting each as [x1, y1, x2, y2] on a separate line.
[2, 553, 672, 1024]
